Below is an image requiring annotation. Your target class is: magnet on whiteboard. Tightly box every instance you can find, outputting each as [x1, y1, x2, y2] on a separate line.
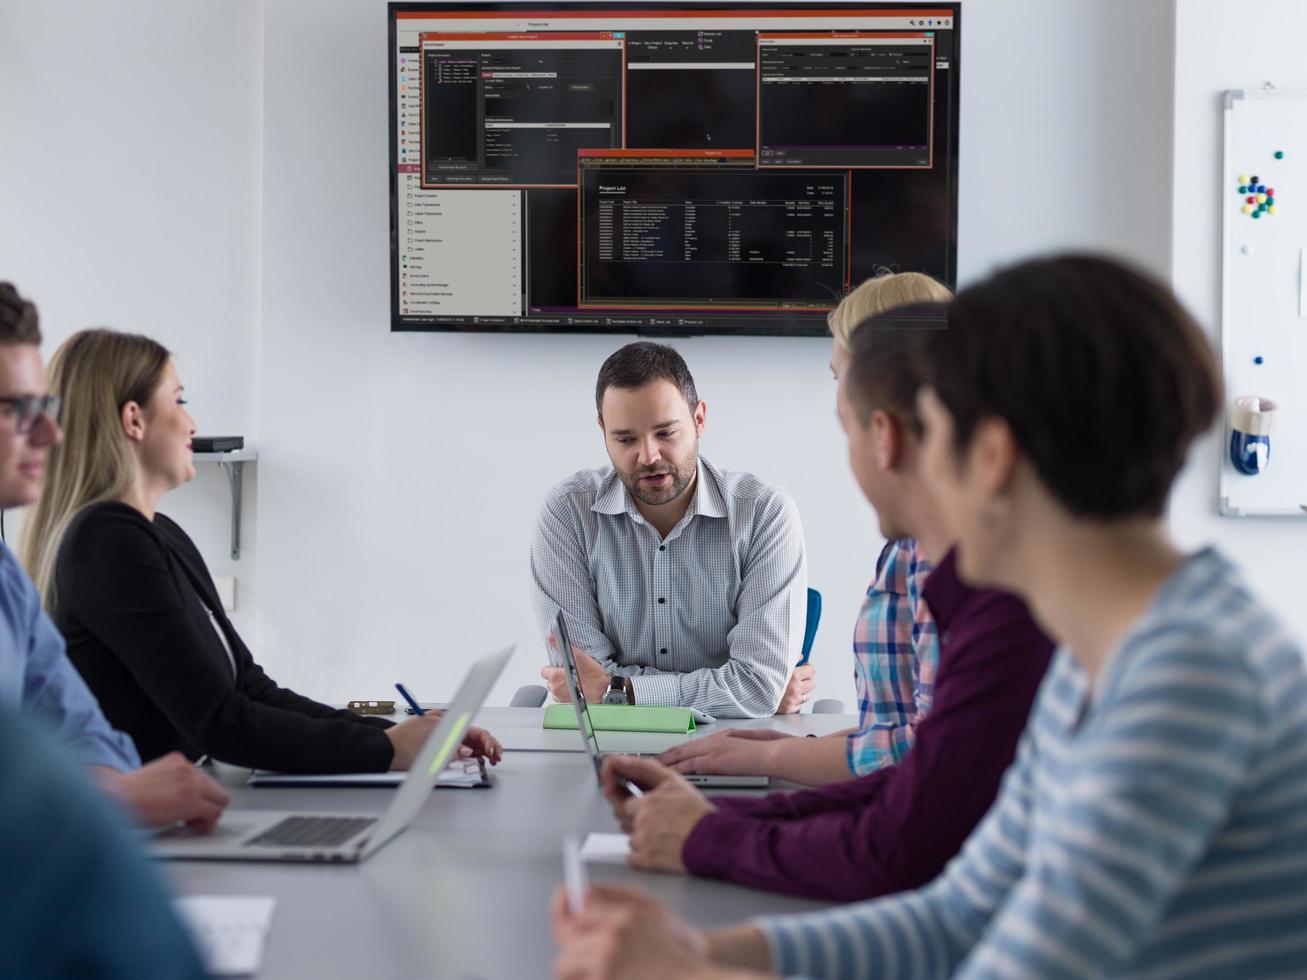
[1241, 244, 1252, 254]
[1301, 249, 1307, 318]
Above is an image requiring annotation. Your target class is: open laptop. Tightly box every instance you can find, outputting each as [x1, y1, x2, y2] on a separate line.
[555, 613, 768, 789]
[152, 646, 513, 863]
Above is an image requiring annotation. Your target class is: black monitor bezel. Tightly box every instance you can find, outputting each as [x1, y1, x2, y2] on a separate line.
[388, 0, 961, 336]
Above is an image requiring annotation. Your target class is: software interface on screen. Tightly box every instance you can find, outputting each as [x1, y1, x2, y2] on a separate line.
[391, 4, 959, 334]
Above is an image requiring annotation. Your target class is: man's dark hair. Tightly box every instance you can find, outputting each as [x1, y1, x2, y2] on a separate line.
[0, 283, 42, 345]
[595, 341, 699, 415]
[844, 303, 949, 438]
[922, 253, 1220, 519]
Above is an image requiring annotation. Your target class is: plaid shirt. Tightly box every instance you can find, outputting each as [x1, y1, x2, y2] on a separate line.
[845, 538, 938, 775]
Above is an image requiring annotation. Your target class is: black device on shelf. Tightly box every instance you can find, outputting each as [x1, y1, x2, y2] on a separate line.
[388, 1, 960, 336]
[192, 436, 245, 453]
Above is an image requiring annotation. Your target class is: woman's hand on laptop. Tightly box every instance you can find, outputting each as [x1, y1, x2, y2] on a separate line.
[93, 752, 231, 833]
[386, 714, 505, 770]
[385, 714, 445, 770]
[657, 729, 790, 777]
[458, 725, 503, 765]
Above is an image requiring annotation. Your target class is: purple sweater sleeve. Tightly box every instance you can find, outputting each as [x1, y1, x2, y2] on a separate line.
[681, 588, 1053, 902]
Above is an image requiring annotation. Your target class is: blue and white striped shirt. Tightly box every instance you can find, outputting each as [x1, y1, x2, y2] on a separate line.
[757, 548, 1307, 978]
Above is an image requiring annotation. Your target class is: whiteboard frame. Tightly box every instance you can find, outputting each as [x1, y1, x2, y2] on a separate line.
[1218, 88, 1307, 517]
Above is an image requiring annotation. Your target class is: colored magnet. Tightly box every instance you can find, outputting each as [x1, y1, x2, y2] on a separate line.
[1254, 356, 1264, 365]
[1275, 151, 1284, 159]
[1248, 195, 1257, 203]
[1242, 204, 1254, 214]
[1267, 187, 1276, 196]
[1254, 210, 1263, 218]
[1269, 205, 1278, 214]
[1239, 174, 1250, 183]
[1239, 185, 1249, 194]
[1252, 175, 1260, 184]
[1257, 184, 1267, 193]
[1257, 193, 1268, 203]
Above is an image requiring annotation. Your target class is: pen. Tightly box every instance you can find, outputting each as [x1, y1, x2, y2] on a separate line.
[563, 834, 587, 915]
[394, 682, 425, 716]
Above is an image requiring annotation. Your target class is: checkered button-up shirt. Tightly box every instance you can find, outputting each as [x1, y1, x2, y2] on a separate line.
[846, 538, 938, 774]
[530, 457, 807, 718]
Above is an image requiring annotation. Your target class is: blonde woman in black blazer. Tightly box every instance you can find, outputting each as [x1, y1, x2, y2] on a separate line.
[21, 329, 500, 773]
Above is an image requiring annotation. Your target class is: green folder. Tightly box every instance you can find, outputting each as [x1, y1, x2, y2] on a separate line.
[542, 703, 696, 734]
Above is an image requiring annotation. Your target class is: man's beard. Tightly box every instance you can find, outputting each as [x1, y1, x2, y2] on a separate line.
[622, 452, 696, 506]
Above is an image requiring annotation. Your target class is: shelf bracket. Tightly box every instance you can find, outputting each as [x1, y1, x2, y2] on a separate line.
[218, 459, 246, 559]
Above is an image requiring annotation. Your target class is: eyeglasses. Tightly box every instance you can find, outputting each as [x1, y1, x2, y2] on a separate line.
[0, 395, 62, 434]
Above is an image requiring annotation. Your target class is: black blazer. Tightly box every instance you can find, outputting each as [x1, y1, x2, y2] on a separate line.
[55, 501, 394, 773]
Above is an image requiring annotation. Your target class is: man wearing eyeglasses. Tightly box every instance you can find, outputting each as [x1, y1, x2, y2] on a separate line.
[0, 282, 229, 833]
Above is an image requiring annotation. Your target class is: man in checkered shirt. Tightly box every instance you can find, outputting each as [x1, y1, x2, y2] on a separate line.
[532, 341, 814, 719]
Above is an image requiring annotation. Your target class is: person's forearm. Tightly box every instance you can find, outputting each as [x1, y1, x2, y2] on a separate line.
[705, 925, 774, 974]
[762, 733, 855, 785]
[631, 660, 786, 718]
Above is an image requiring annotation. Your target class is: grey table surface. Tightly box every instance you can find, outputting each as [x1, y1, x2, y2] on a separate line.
[165, 707, 855, 980]
[469, 704, 857, 753]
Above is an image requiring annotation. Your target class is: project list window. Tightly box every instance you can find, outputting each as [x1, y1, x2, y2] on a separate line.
[578, 149, 850, 309]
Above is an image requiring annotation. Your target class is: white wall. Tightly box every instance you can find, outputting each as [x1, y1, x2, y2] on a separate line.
[256, 0, 1177, 706]
[0, 0, 264, 638]
[1170, 0, 1307, 644]
[4, 0, 1183, 710]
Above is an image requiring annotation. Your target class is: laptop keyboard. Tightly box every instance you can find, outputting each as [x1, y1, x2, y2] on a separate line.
[246, 816, 375, 849]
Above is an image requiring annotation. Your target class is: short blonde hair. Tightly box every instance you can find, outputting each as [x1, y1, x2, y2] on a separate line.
[828, 271, 953, 349]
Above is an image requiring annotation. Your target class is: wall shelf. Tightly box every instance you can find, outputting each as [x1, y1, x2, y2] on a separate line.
[194, 449, 257, 559]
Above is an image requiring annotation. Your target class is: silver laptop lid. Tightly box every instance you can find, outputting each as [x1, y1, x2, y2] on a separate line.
[362, 645, 513, 856]
[555, 612, 605, 782]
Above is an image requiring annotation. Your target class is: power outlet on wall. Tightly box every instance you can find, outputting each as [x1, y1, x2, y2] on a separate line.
[214, 575, 237, 612]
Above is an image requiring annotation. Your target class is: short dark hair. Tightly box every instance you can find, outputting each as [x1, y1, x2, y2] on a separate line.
[844, 302, 949, 438]
[595, 341, 699, 415]
[0, 283, 42, 345]
[923, 254, 1220, 519]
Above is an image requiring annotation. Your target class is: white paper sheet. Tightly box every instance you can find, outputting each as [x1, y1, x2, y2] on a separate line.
[174, 895, 275, 977]
[580, 832, 631, 865]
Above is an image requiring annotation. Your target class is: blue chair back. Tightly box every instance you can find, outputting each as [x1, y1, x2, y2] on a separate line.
[799, 587, 822, 665]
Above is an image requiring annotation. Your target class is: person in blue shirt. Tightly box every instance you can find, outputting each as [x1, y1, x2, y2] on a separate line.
[0, 282, 227, 831]
[0, 700, 207, 978]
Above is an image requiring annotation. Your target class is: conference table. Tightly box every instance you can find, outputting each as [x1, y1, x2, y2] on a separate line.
[165, 706, 858, 979]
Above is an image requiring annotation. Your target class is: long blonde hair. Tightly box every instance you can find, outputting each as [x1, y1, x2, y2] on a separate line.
[828, 271, 953, 349]
[20, 329, 171, 611]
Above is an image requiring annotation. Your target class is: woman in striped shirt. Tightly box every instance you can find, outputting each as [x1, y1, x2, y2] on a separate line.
[550, 254, 1307, 979]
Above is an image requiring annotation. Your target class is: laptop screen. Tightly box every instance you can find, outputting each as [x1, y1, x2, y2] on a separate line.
[554, 611, 605, 779]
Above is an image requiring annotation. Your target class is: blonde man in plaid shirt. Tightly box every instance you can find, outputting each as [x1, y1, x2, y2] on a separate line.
[660, 273, 951, 784]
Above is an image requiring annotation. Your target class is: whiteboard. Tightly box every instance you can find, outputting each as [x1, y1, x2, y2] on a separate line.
[1219, 89, 1307, 517]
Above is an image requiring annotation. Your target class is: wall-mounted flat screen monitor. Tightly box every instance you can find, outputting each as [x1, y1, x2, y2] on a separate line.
[389, 2, 960, 335]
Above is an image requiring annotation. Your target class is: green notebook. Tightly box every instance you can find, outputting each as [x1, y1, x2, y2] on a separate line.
[542, 703, 696, 734]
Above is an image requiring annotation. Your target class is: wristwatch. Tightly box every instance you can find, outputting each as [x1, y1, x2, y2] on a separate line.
[601, 676, 629, 705]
